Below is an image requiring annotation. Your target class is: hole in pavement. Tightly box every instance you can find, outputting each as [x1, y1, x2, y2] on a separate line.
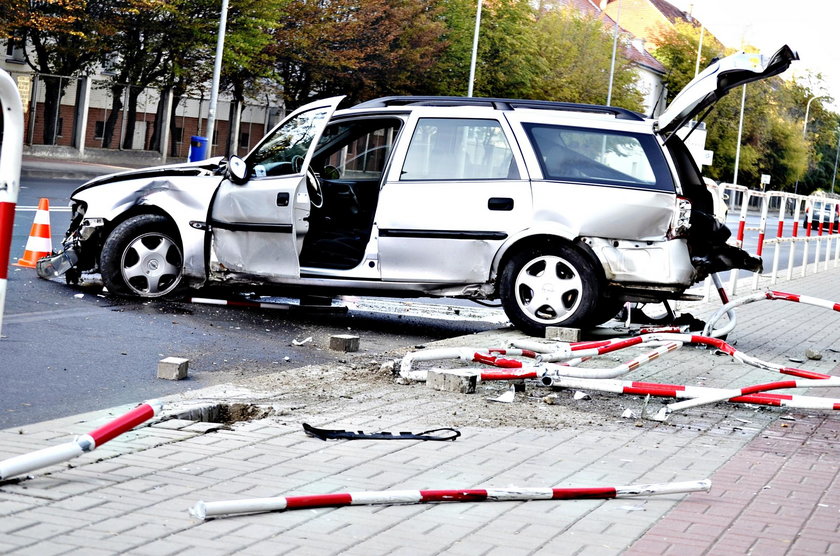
[175, 403, 274, 424]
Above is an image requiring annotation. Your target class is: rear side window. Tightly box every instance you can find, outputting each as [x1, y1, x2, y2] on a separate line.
[401, 118, 519, 180]
[524, 123, 674, 192]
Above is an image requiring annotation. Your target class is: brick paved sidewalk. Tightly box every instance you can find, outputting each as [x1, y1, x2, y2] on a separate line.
[2, 267, 840, 554]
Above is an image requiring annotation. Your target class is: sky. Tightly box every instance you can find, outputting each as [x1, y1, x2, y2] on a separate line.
[667, 0, 839, 107]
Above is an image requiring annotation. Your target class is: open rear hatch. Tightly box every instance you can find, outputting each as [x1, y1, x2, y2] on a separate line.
[656, 45, 799, 136]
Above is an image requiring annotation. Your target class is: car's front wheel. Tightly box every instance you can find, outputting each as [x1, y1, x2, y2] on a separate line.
[500, 244, 601, 336]
[100, 214, 184, 298]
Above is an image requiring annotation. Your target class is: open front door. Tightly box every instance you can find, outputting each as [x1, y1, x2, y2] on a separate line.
[209, 96, 343, 281]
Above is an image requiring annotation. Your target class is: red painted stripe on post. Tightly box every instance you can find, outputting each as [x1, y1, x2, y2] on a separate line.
[552, 487, 616, 499]
[480, 370, 537, 380]
[777, 221, 784, 238]
[780, 367, 831, 380]
[691, 335, 736, 355]
[793, 221, 799, 236]
[286, 493, 353, 508]
[769, 291, 800, 302]
[597, 336, 643, 355]
[88, 403, 156, 446]
[632, 381, 686, 391]
[737, 220, 746, 240]
[624, 386, 679, 397]
[756, 232, 765, 256]
[0, 202, 15, 280]
[420, 489, 488, 502]
[833, 303, 840, 312]
[739, 381, 798, 395]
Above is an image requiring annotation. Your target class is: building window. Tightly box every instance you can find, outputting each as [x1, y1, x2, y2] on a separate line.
[5, 39, 25, 63]
[94, 121, 105, 139]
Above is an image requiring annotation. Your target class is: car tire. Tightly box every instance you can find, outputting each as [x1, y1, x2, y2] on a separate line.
[100, 214, 184, 298]
[500, 244, 601, 336]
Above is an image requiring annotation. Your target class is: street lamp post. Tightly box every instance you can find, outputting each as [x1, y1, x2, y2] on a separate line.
[795, 95, 827, 195]
[205, 0, 230, 157]
[467, 0, 482, 97]
[606, 0, 622, 107]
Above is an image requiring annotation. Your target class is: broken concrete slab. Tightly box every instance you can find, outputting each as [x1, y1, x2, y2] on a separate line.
[330, 334, 360, 352]
[427, 368, 478, 394]
[157, 357, 189, 380]
[545, 326, 581, 342]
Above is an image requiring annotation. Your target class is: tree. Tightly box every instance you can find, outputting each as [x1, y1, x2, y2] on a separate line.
[651, 21, 725, 104]
[651, 22, 816, 191]
[268, 0, 445, 108]
[530, 7, 643, 110]
[1, 0, 113, 144]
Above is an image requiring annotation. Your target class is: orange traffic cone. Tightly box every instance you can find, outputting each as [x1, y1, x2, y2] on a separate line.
[15, 198, 52, 268]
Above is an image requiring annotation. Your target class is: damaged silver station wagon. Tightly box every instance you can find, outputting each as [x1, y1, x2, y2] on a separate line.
[39, 46, 797, 335]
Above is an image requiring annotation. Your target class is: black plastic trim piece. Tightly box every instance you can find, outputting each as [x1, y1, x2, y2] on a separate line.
[209, 220, 293, 233]
[379, 229, 508, 241]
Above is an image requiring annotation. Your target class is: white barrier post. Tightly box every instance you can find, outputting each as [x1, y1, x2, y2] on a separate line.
[802, 198, 812, 278]
[770, 193, 786, 285]
[730, 188, 751, 296]
[752, 193, 769, 291]
[0, 69, 24, 338]
[825, 200, 837, 270]
[814, 199, 825, 275]
[787, 196, 803, 280]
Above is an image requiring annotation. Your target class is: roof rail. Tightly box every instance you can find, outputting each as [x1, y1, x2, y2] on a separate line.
[353, 96, 646, 121]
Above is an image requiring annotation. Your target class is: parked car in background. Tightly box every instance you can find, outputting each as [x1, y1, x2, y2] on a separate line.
[38, 46, 797, 335]
[803, 199, 840, 228]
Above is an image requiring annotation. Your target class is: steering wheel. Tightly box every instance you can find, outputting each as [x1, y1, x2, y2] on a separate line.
[291, 154, 305, 173]
[306, 168, 324, 209]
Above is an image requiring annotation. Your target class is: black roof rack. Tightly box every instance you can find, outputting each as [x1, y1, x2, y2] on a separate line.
[352, 96, 646, 121]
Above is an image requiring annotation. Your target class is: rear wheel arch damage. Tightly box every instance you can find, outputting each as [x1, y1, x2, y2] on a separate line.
[498, 237, 614, 336]
[100, 214, 185, 298]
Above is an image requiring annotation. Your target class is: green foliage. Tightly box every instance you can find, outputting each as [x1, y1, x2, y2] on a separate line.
[652, 21, 725, 104]
[651, 22, 832, 192]
[530, 7, 643, 111]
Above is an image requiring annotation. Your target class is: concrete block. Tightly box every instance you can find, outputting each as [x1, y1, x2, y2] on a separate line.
[426, 368, 478, 394]
[157, 357, 189, 380]
[330, 334, 360, 352]
[545, 326, 580, 342]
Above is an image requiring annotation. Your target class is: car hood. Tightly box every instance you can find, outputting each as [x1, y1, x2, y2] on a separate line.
[74, 157, 226, 195]
[656, 45, 799, 136]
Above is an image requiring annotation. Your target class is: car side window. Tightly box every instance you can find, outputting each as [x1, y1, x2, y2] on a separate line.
[248, 106, 332, 178]
[316, 119, 401, 180]
[524, 123, 674, 192]
[400, 118, 519, 180]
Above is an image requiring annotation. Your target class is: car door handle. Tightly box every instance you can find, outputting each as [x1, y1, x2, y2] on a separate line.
[488, 197, 514, 211]
[276, 192, 290, 207]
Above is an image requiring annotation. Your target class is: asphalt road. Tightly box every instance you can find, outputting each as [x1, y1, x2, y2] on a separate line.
[2, 177, 500, 429]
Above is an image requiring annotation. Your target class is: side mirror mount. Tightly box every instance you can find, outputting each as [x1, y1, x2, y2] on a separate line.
[227, 156, 249, 185]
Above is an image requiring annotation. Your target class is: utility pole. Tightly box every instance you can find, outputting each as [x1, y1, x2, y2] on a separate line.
[205, 0, 230, 157]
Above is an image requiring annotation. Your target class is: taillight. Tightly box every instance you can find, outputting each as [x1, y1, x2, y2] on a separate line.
[669, 196, 692, 238]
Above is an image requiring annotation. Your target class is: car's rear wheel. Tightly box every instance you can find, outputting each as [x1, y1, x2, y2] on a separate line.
[100, 215, 184, 298]
[500, 244, 601, 336]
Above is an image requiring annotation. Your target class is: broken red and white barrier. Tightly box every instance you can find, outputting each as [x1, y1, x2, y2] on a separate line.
[0, 69, 24, 337]
[0, 399, 163, 480]
[188, 297, 292, 311]
[189, 479, 711, 519]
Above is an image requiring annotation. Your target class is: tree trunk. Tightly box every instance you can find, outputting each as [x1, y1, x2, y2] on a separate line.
[102, 85, 125, 149]
[40, 76, 64, 145]
[121, 86, 143, 150]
